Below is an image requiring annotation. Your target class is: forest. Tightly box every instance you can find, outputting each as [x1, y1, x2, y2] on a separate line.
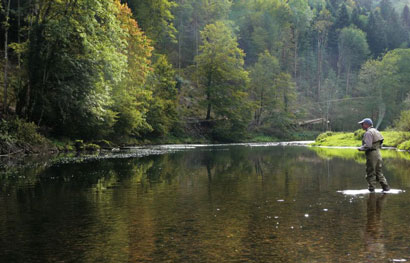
[2, 0, 410, 146]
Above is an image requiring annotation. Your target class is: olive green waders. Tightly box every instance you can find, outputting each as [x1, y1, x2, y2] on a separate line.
[365, 143, 389, 191]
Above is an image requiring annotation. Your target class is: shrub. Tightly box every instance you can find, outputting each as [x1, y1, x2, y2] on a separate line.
[315, 132, 333, 142]
[0, 118, 49, 154]
[85, 143, 100, 152]
[398, 140, 410, 151]
[354, 129, 365, 140]
[74, 140, 84, 151]
[395, 110, 410, 131]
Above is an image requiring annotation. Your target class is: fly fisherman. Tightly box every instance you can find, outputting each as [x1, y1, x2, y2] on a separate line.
[358, 118, 390, 192]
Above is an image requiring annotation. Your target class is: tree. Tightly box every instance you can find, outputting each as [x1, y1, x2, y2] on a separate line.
[313, 8, 333, 100]
[328, 4, 350, 66]
[234, 0, 292, 66]
[124, 0, 177, 53]
[366, 11, 387, 57]
[25, 0, 127, 138]
[338, 26, 369, 96]
[111, 0, 154, 139]
[144, 55, 178, 138]
[195, 21, 251, 140]
[2, 0, 11, 115]
[288, 0, 313, 79]
[249, 51, 280, 126]
[379, 0, 406, 50]
[402, 5, 410, 29]
[358, 49, 410, 128]
[171, 0, 232, 68]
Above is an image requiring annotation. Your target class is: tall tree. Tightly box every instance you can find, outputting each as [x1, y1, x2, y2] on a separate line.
[249, 51, 280, 126]
[2, 0, 11, 115]
[366, 11, 387, 57]
[338, 26, 369, 96]
[144, 55, 178, 138]
[25, 0, 127, 138]
[328, 3, 350, 65]
[402, 5, 410, 29]
[124, 0, 177, 53]
[111, 0, 154, 139]
[313, 8, 333, 100]
[289, 0, 313, 79]
[234, 0, 292, 66]
[195, 21, 251, 140]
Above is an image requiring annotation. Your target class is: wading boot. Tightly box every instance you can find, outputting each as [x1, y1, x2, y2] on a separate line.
[381, 183, 390, 192]
[368, 187, 375, 193]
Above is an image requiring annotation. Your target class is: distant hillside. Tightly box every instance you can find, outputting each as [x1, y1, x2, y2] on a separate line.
[373, 0, 410, 13]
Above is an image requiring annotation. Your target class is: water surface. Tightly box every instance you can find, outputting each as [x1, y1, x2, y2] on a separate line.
[1, 145, 410, 262]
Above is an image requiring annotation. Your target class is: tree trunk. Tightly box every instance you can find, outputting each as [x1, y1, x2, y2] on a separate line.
[346, 65, 350, 96]
[206, 71, 213, 120]
[317, 33, 322, 101]
[3, 0, 12, 115]
[294, 29, 298, 79]
[178, 0, 183, 71]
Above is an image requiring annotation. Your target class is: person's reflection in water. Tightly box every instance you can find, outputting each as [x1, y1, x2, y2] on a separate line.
[365, 193, 387, 261]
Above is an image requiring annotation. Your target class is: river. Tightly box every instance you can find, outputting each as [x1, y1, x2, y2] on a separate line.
[1, 144, 409, 262]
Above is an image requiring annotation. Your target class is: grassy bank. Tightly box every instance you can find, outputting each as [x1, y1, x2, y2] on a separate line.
[312, 130, 410, 150]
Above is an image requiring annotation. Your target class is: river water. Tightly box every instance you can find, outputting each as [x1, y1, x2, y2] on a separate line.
[1, 145, 410, 262]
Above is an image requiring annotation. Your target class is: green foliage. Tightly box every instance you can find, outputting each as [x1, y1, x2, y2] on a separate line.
[397, 140, 410, 150]
[4, 0, 410, 145]
[144, 55, 178, 138]
[0, 118, 49, 154]
[315, 131, 334, 143]
[312, 132, 362, 146]
[358, 49, 410, 128]
[248, 135, 279, 142]
[354, 129, 365, 140]
[125, 0, 177, 52]
[25, 0, 128, 139]
[249, 51, 281, 126]
[382, 131, 410, 147]
[195, 21, 252, 140]
[394, 110, 410, 131]
[74, 140, 85, 151]
[313, 130, 410, 147]
[85, 143, 101, 152]
[111, 1, 154, 140]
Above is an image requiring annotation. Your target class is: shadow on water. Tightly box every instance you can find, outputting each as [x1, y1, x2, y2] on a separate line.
[0, 145, 410, 262]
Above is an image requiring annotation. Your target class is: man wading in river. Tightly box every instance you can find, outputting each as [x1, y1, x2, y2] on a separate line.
[358, 118, 390, 192]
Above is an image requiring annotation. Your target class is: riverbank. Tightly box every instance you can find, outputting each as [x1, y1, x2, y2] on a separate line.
[312, 130, 410, 150]
[0, 116, 320, 156]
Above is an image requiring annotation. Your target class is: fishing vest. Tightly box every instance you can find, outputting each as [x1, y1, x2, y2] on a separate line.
[364, 127, 384, 150]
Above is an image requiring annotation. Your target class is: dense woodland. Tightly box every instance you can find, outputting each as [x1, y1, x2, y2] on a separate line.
[2, 0, 410, 144]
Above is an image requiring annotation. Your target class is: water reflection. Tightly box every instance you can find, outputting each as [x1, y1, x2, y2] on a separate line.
[1, 146, 410, 262]
[365, 194, 387, 261]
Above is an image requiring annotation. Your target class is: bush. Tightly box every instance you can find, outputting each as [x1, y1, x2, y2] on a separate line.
[315, 132, 333, 143]
[94, 140, 112, 149]
[394, 110, 410, 131]
[85, 143, 100, 152]
[398, 140, 410, 151]
[74, 140, 84, 151]
[354, 129, 365, 140]
[0, 118, 49, 154]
